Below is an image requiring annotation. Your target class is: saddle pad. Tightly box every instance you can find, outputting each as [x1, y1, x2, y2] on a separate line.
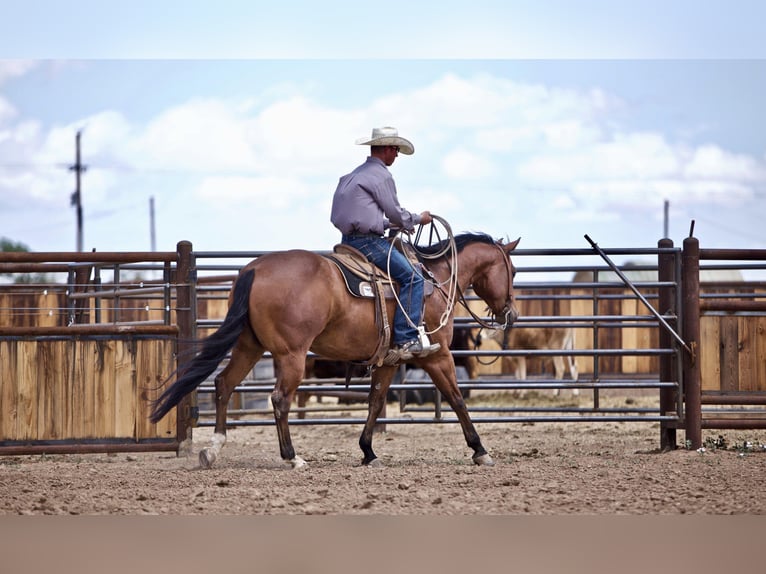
[324, 247, 434, 299]
[325, 254, 395, 298]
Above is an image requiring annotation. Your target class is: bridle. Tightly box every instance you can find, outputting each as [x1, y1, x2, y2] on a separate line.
[457, 241, 516, 330]
[494, 241, 517, 330]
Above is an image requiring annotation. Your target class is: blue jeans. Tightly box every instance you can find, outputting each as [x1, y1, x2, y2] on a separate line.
[341, 234, 424, 345]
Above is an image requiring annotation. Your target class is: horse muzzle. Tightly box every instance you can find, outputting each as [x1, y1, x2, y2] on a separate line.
[494, 302, 519, 329]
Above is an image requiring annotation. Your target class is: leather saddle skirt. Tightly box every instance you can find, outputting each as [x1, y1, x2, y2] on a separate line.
[325, 243, 433, 299]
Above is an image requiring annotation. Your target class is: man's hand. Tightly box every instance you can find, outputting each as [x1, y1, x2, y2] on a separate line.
[419, 211, 432, 225]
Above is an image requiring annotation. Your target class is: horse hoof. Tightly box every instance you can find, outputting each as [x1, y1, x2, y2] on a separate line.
[473, 453, 495, 466]
[367, 458, 384, 468]
[289, 456, 308, 469]
[199, 448, 216, 469]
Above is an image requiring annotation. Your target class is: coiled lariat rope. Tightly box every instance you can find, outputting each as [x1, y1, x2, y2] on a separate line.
[386, 214, 459, 337]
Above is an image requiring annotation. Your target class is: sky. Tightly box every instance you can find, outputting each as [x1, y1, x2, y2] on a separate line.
[1, 1, 765, 278]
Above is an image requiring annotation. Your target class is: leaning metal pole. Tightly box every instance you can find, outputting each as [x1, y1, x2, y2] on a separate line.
[584, 234, 692, 356]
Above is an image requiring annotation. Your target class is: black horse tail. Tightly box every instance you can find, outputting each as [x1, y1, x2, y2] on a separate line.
[149, 268, 256, 423]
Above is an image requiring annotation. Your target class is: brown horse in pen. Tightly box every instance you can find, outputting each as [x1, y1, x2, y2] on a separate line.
[150, 232, 520, 469]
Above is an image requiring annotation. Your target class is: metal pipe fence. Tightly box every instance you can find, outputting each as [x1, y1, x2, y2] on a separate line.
[5, 239, 766, 452]
[188, 243, 686, 433]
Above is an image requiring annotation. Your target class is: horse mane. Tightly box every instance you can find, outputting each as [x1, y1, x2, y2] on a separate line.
[415, 231, 498, 261]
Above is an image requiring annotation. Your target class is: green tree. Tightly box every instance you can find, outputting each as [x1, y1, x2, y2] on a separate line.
[1, 237, 30, 253]
[1, 237, 51, 283]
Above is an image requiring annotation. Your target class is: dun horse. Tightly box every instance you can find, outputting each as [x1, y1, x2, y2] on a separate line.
[150, 232, 520, 468]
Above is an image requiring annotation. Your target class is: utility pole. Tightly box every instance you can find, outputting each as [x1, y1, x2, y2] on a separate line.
[69, 130, 87, 251]
[150, 196, 156, 251]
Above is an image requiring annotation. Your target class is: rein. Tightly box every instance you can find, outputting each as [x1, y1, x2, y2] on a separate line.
[386, 218, 516, 341]
[454, 241, 515, 331]
[469, 327, 504, 367]
[389, 215, 459, 336]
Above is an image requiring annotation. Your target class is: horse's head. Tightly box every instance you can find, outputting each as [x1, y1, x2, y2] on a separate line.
[470, 237, 521, 329]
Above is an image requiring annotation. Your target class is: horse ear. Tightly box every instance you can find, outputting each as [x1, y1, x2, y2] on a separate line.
[503, 237, 521, 253]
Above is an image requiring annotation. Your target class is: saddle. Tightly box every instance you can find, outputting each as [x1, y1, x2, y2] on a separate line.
[325, 243, 434, 300]
[324, 242, 434, 367]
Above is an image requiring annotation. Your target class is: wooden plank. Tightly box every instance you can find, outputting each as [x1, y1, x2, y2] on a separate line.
[70, 338, 92, 438]
[134, 339, 152, 439]
[36, 343, 55, 440]
[719, 315, 739, 392]
[134, 338, 171, 439]
[700, 316, 721, 392]
[83, 340, 97, 438]
[114, 338, 137, 437]
[570, 291, 593, 374]
[41, 291, 60, 327]
[637, 293, 658, 375]
[621, 298, 638, 373]
[598, 294, 622, 374]
[44, 341, 70, 440]
[0, 341, 19, 440]
[61, 340, 74, 439]
[0, 293, 9, 327]
[156, 339, 177, 438]
[17, 340, 38, 440]
[756, 317, 766, 392]
[737, 316, 766, 393]
[738, 316, 757, 393]
[205, 297, 229, 321]
[49, 340, 68, 439]
[94, 340, 116, 438]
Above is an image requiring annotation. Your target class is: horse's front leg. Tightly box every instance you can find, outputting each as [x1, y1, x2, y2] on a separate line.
[421, 354, 494, 466]
[271, 355, 308, 469]
[199, 338, 262, 469]
[359, 365, 397, 466]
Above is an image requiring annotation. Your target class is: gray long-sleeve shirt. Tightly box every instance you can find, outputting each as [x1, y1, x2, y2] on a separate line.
[330, 156, 421, 235]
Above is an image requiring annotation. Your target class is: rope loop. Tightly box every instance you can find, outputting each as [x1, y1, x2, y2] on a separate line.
[386, 214, 458, 336]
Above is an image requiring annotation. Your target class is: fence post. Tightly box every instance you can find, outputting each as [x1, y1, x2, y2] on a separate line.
[658, 238, 677, 450]
[681, 237, 702, 449]
[175, 240, 197, 454]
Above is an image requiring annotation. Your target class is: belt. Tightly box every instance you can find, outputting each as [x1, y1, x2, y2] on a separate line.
[342, 232, 383, 239]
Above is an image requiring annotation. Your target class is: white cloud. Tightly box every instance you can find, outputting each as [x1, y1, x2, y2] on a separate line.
[0, 60, 37, 85]
[0, 98, 16, 125]
[684, 145, 766, 181]
[442, 148, 495, 180]
[517, 130, 766, 210]
[129, 98, 259, 172]
[195, 175, 313, 209]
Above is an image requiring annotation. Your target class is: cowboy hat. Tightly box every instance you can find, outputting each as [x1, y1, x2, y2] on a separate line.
[355, 126, 414, 155]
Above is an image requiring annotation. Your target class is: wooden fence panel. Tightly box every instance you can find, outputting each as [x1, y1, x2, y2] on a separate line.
[0, 327, 179, 453]
[699, 315, 766, 393]
[754, 317, 766, 392]
[700, 316, 721, 392]
[114, 339, 137, 437]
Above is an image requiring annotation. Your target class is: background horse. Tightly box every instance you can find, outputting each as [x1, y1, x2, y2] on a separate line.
[150, 232, 520, 469]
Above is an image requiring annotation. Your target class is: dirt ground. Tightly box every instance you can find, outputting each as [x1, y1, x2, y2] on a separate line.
[1, 392, 765, 515]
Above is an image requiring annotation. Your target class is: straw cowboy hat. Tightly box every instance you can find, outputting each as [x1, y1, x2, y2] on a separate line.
[355, 126, 414, 155]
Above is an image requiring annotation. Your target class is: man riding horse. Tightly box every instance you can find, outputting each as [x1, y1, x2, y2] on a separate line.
[149, 126, 521, 469]
[330, 126, 441, 364]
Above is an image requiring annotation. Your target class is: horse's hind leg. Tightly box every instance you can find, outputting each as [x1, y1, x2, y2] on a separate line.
[422, 356, 494, 466]
[271, 354, 308, 469]
[199, 332, 263, 469]
[358, 365, 397, 466]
